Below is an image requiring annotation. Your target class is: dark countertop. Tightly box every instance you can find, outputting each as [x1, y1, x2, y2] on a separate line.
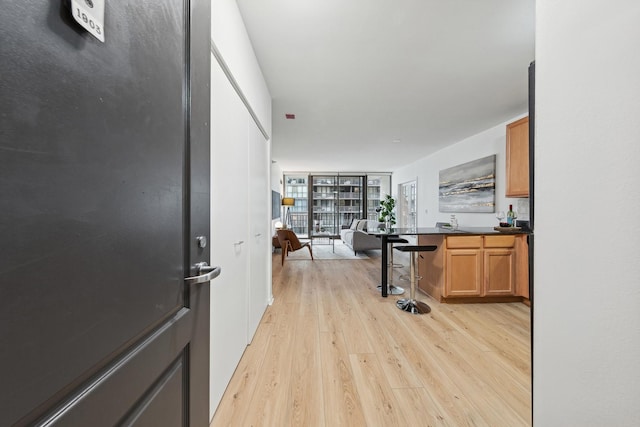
[367, 226, 530, 236]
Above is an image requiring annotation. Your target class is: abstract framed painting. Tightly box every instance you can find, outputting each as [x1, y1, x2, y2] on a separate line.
[439, 155, 496, 213]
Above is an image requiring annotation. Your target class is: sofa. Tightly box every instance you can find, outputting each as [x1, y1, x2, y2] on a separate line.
[339, 219, 382, 254]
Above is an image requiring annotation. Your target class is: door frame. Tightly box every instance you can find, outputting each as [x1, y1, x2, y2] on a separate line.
[186, 0, 212, 424]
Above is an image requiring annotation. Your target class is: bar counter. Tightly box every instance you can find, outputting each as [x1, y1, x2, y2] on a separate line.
[367, 227, 530, 297]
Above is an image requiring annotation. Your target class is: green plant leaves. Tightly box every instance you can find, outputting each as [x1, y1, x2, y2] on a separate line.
[378, 194, 396, 224]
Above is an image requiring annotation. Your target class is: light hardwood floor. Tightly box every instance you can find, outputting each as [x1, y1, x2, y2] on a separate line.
[210, 254, 531, 426]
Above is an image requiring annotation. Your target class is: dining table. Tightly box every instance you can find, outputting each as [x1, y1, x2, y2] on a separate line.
[366, 226, 525, 297]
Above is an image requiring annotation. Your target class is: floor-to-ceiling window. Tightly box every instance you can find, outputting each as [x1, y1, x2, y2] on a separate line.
[337, 175, 364, 228]
[366, 174, 392, 221]
[284, 173, 391, 238]
[310, 175, 338, 236]
[283, 174, 308, 236]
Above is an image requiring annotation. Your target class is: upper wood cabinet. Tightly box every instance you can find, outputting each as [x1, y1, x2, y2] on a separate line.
[506, 116, 530, 197]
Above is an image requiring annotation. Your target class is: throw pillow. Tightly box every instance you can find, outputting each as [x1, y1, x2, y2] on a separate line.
[356, 219, 367, 231]
[349, 219, 358, 230]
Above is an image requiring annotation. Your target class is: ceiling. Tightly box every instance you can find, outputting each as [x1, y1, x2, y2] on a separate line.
[236, 0, 535, 173]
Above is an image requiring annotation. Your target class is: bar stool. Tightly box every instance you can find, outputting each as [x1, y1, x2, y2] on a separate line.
[393, 245, 437, 314]
[377, 236, 408, 295]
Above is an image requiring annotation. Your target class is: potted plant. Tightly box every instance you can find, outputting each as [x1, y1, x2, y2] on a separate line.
[376, 195, 396, 229]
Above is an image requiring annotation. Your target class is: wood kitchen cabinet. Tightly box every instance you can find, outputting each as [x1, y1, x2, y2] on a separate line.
[445, 236, 483, 297]
[506, 116, 529, 197]
[419, 234, 524, 302]
[483, 236, 516, 296]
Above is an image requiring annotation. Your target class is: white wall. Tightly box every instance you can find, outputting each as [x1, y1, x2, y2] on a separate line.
[211, 0, 272, 136]
[535, 1, 640, 425]
[271, 163, 283, 193]
[393, 115, 529, 228]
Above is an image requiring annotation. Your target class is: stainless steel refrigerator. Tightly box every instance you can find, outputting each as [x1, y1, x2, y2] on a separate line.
[527, 61, 535, 305]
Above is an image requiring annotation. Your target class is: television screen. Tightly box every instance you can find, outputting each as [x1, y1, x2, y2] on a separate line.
[272, 191, 281, 219]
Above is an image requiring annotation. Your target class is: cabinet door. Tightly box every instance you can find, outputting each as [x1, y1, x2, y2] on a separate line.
[445, 249, 483, 297]
[484, 249, 516, 296]
[247, 120, 269, 343]
[506, 116, 529, 197]
[210, 58, 249, 411]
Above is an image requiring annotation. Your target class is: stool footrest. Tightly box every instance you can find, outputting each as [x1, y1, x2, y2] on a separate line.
[398, 274, 422, 281]
[387, 237, 409, 244]
[394, 245, 437, 253]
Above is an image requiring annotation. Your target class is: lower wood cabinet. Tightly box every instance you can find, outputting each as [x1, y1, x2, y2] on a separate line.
[418, 234, 526, 303]
[483, 248, 516, 296]
[445, 236, 483, 297]
[446, 250, 482, 296]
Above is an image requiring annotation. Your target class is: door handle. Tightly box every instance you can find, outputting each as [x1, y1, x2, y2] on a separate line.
[185, 261, 221, 285]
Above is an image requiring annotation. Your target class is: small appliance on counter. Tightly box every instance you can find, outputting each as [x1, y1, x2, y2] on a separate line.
[515, 220, 531, 232]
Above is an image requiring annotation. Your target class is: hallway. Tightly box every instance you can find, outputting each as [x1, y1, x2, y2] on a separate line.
[211, 256, 531, 426]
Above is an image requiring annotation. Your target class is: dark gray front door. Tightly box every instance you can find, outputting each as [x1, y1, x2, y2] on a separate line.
[0, 1, 211, 426]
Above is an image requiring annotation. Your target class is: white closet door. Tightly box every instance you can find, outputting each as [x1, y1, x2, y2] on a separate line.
[247, 122, 269, 343]
[209, 57, 249, 414]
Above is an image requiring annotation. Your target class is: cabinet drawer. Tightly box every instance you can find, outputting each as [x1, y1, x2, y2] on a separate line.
[484, 235, 516, 248]
[446, 236, 482, 249]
